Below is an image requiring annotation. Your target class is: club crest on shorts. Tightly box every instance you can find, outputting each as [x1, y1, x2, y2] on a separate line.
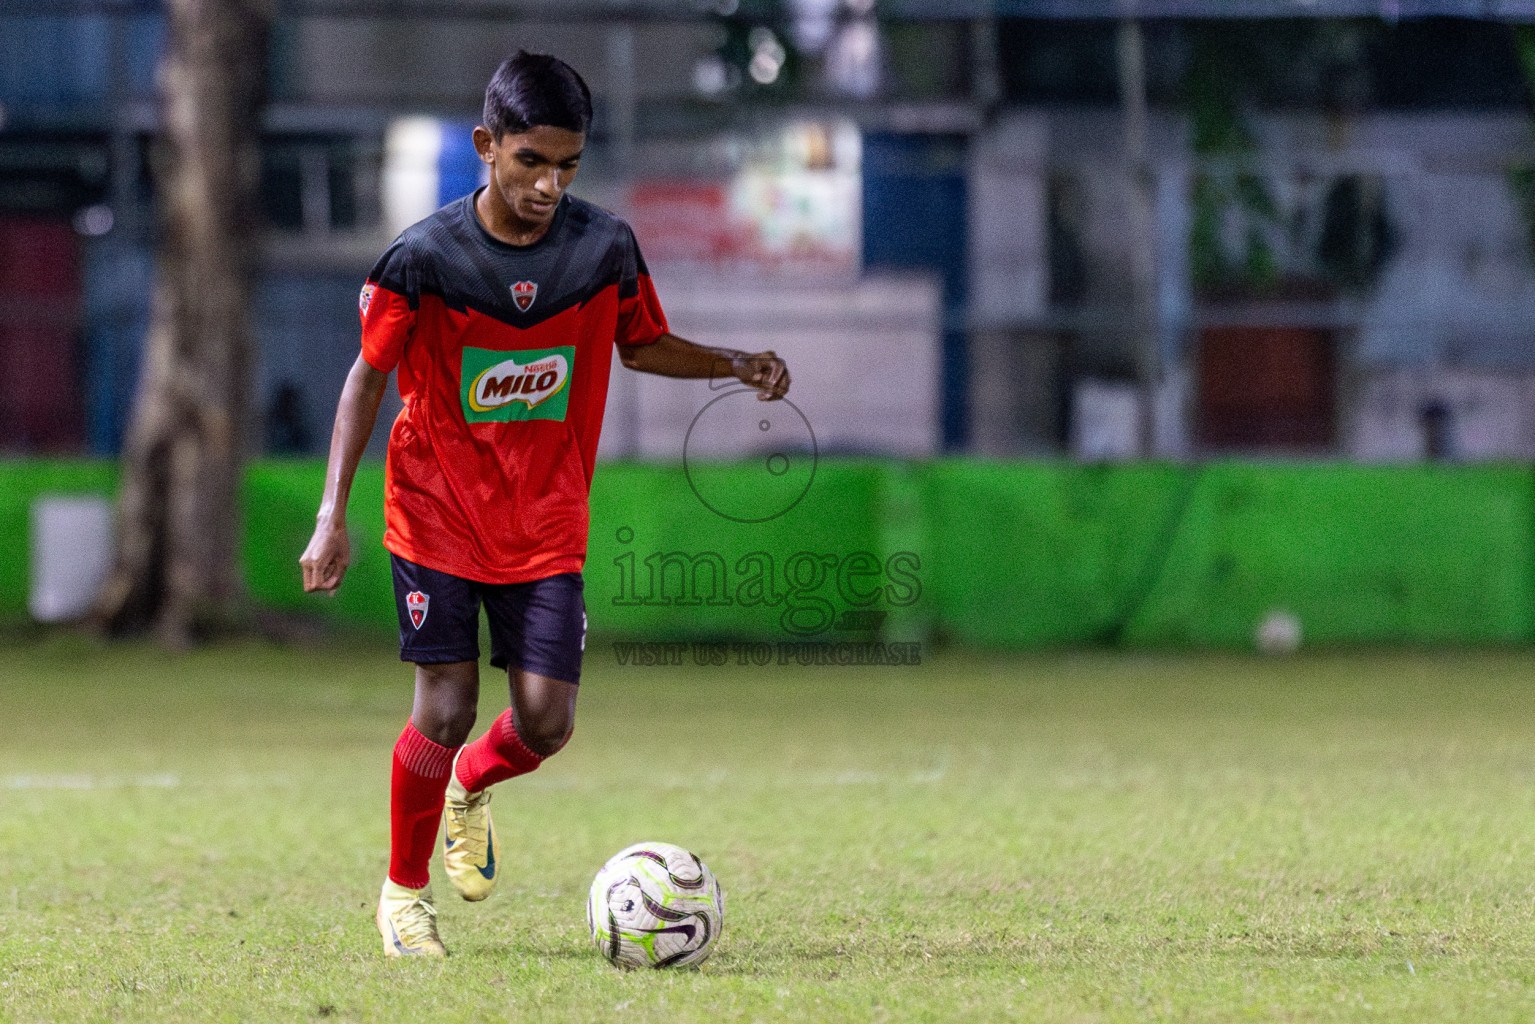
[406, 590, 429, 629]
[511, 280, 537, 312]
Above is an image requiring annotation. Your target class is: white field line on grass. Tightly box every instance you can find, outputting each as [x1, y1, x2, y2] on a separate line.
[520, 763, 950, 790]
[2, 762, 951, 793]
[5, 773, 180, 790]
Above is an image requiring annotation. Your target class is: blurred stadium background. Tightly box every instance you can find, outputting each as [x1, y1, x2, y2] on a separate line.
[12, 5, 1535, 1020]
[3, 0, 1535, 648]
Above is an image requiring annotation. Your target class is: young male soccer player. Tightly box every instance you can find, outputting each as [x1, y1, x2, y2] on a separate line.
[298, 51, 790, 957]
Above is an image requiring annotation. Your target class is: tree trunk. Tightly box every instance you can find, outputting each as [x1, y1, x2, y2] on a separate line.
[96, 0, 269, 645]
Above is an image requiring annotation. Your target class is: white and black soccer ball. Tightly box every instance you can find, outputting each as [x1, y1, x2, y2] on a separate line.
[587, 842, 723, 969]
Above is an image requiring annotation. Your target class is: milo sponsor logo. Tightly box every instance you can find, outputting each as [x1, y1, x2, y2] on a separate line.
[461, 345, 575, 423]
[472, 353, 567, 410]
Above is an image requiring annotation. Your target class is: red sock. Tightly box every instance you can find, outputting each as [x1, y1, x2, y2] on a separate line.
[388, 722, 458, 890]
[454, 709, 545, 793]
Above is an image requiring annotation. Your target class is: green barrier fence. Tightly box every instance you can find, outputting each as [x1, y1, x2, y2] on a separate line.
[242, 460, 394, 629]
[2, 458, 1530, 648]
[584, 460, 927, 643]
[0, 460, 120, 619]
[1123, 463, 1535, 647]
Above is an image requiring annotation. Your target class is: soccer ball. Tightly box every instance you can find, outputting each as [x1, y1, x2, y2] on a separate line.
[1256, 609, 1303, 655]
[587, 842, 723, 969]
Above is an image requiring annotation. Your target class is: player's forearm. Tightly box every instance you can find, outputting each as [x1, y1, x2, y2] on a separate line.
[316, 355, 389, 526]
[618, 333, 744, 381]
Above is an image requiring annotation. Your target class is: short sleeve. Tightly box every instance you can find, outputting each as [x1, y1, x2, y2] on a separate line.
[615, 226, 668, 347]
[359, 238, 418, 373]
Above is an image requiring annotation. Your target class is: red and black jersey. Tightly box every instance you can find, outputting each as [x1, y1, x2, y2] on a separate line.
[359, 191, 667, 584]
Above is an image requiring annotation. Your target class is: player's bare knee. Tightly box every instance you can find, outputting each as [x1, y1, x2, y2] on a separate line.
[534, 725, 572, 758]
[517, 706, 573, 757]
[430, 692, 478, 746]
[414, 703, 476, 747]
[524, 717, 572, 757]
[444, 706, 479, 747]
[510, 672, 577, 756]
[412, 662, 478, 747]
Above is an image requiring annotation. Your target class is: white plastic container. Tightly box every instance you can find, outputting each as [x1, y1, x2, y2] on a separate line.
[29, 495, 114, 622]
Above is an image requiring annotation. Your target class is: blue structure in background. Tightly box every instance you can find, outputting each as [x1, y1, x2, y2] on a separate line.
[82, 240, 152, 455]
[861, 133, 970, 450]
[2, 12, 166, 454]
[0, 14, 163, 117]
[256, 274, 378, 455]
[437, 122, 486, 210]
[0, 12, 379, 456]
[4, 17, 977, 457]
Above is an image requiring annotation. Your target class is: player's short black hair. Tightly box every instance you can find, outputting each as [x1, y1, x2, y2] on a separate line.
[482, 51, 593, 139]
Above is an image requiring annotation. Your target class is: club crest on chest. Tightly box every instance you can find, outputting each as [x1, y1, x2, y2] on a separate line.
[511, 280, 537, 312]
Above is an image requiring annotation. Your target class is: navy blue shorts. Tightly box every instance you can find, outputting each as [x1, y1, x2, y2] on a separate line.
[391, 554, 586, 683]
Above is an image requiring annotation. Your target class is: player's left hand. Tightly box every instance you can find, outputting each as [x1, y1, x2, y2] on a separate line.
[733, 351, 790, 401]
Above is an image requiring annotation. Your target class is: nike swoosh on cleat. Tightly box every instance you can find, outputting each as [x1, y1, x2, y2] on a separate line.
[477, 826, 496, 880]
[445, 837, 456, 849]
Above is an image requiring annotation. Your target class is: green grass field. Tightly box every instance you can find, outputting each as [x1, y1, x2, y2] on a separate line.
[3, 635, 1535, 1022]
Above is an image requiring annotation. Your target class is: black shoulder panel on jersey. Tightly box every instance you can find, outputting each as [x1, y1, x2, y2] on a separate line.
[367, 237, 420, 310]
[631, 227, 651, 280]
[405, 194, 637, 330]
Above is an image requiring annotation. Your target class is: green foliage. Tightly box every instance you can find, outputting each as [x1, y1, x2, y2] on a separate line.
[1184, 31, 1284, 294]
[1316, 175, 1394, 291]
[1513, 24, 1535, 92]
[4, 639, 1535, 1021]
[712, 4, 801, 100]
[1180, 23, 1396, 295]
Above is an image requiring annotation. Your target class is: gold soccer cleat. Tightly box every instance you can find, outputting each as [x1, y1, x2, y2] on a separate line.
[443, 750, 501, 902]
[376, 880, 446, 957]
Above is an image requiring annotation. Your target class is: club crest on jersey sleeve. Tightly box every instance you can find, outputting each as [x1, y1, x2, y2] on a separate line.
[511, 280, 537, 312]
[406, 590, 429, 628]
[359, 282, 376, 314]
[460, 345, 575, 423]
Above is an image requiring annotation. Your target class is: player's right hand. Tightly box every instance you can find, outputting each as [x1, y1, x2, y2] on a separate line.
[300, 521, 351, 594]
[734, 350, 790, 401]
